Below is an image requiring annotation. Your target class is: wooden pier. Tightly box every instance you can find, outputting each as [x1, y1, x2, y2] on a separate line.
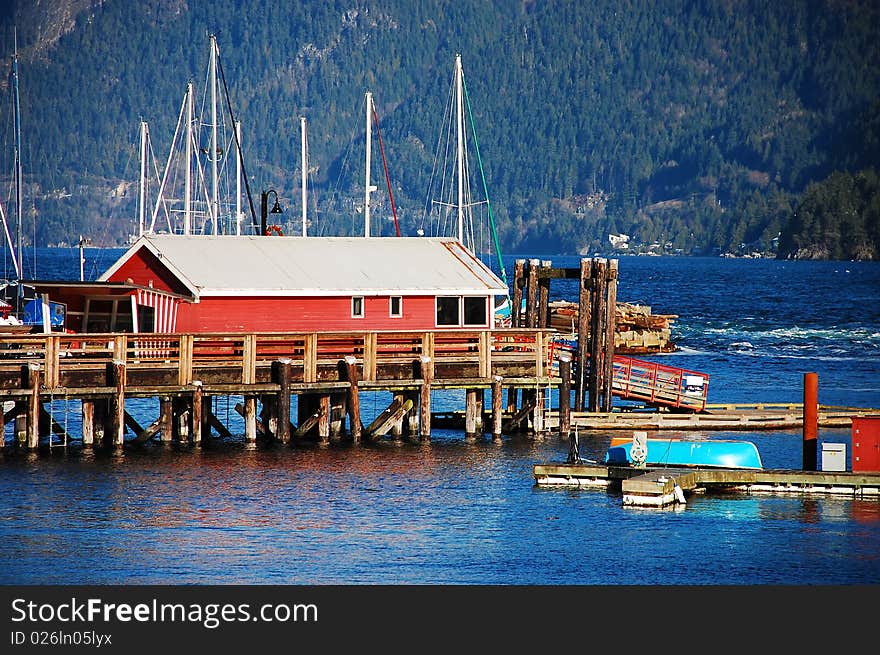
[533, 462, 880, 507]
[0, 328, 557, 450]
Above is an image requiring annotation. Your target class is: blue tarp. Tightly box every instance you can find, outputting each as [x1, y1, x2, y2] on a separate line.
[22, 298, 66, 327]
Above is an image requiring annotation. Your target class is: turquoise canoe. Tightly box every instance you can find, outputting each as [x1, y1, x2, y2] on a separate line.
[605, 437, 763, 469]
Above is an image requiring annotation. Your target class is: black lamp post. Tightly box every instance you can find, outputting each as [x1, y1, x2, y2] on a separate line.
[260, 189, 284, 235]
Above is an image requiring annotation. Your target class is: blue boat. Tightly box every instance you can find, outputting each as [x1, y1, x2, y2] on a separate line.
[605, 436, 763, 469]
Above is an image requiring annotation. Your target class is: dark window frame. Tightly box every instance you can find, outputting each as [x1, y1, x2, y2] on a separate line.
[390, 296, 403, 318]
[352, 296, 365, 319]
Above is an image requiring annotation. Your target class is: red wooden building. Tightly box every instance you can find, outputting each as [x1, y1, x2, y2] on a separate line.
[70, 234, 509, 334]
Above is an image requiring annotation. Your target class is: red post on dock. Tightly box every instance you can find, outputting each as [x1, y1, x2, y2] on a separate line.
[803, 372, 818, 471]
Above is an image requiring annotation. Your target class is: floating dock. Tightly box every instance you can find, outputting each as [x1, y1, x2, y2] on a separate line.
[542, 403, 871, 431]
[533, 462, 880, 507]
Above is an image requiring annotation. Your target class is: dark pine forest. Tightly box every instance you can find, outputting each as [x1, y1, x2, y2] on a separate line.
[0, 0, 878, 260]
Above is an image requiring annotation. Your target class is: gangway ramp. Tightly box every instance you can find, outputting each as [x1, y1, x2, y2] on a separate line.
[611, 355, 708, 411]
[549, 338, 709, 411]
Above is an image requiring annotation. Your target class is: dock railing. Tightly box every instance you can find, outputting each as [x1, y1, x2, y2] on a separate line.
[0, 329, 552, 390]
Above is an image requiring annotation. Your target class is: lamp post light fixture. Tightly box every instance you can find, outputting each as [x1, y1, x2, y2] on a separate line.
[261, 189, 284, 235]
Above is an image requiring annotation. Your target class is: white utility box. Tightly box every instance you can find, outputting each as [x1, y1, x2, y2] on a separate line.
[821, 442, 847, 472]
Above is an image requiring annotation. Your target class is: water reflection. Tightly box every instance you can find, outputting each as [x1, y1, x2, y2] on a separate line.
[2, 427, 879, 584]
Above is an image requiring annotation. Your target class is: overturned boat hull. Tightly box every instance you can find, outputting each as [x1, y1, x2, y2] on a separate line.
[605, 436, 763, 469]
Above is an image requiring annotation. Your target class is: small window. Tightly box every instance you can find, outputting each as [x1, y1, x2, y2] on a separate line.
[463, 297, 487, 326]
[352, 296, 364, 318]
[390, 296, 402, 318]
[436, 296, 460, 326]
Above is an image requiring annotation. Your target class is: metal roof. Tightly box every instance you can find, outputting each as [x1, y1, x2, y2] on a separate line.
[99, 235, 509, 298]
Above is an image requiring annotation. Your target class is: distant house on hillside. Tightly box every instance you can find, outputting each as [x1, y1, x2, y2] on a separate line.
[608, 233, 629, 249]
[62, 235, 508, 334]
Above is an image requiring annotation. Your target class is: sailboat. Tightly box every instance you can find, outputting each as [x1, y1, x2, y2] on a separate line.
[0, 33, 37, 333]
[139, 35, 255, 238]
[0, 33, 66, 333]
[361, 90, 401, 238]
[422, 54, 511, 326]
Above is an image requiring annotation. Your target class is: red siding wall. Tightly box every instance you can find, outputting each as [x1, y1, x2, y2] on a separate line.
[107, 249, 191, 296]
[174, 295, 489, 332]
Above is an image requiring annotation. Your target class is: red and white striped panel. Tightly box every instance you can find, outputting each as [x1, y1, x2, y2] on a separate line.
[135, 289, 179, 333]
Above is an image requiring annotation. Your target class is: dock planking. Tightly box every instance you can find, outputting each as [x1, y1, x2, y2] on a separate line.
[533, 462, 880, 507]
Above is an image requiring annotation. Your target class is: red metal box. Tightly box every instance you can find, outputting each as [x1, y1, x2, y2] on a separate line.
[852, 416, 880, 473]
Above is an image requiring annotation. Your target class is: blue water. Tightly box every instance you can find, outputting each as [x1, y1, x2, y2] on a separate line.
[1, 250, 879, 584]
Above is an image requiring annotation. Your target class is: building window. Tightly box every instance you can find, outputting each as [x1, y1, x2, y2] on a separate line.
[390, 296, 402, 318]
[352, 296, 364, 318]
[463, 296, 487, 326]
[436, 296, 460, 326]
[137, 305, 155, 333]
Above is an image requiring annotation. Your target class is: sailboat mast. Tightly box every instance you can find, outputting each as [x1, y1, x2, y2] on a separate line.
[210, 35, 220, 233]
[235, 120, 242, 235]
[364, 91, 373, 238]
[13, 31, 23, 282]
[301, 116, 308, 237]
[184, 82, 193, 235]
[455, 54, 465, 245]
[138, 121, 147, 237]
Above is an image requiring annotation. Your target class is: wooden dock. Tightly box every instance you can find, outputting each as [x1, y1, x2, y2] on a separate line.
[533, 462, 880, 507]
[0, 328, 557, 450]
[541, 403, 873, 431]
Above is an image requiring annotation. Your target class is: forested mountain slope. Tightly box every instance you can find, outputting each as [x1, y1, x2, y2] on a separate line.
[0, 0, 877, 259]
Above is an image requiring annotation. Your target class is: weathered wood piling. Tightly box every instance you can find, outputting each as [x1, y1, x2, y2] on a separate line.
[509, 255, 618, 424]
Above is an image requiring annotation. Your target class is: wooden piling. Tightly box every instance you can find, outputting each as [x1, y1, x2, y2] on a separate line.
[391, 393, 405, 438]
[491, 376, 504, 441]
[201, 395, 212, 438]
[803, 372, 818, 471]
[80, 400, 95, 448]
[261, 394, 277, 443]
[465, 388, 480, 439]
[343, 356, 361, 443]
[14, 400, 26, 448]
[107, 359, 126, 448]
[405, 390, 420, 438]
[176, 397, 190, 444]
[507, 386, 518, 413]
[159, 397, 173, 443]
[526, 258, 540, 328]
[601, 259, 618, 412]
[511, 259, 525, 328]
[318, 394, 331, 444]
[26, 363, 41, 450]
[329, 393, 346, 439]
[273, 358, 292, 444]
[192, 381, 203, 445]
[588, 259, 607, 413]
[244, 396, 257, 444]
[538, 260, 552, 327]
[93, 400, 106, 448]
[558, 353, 572, 437]
[419, 355, 432, 441]
[575, 258, 592, 412]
